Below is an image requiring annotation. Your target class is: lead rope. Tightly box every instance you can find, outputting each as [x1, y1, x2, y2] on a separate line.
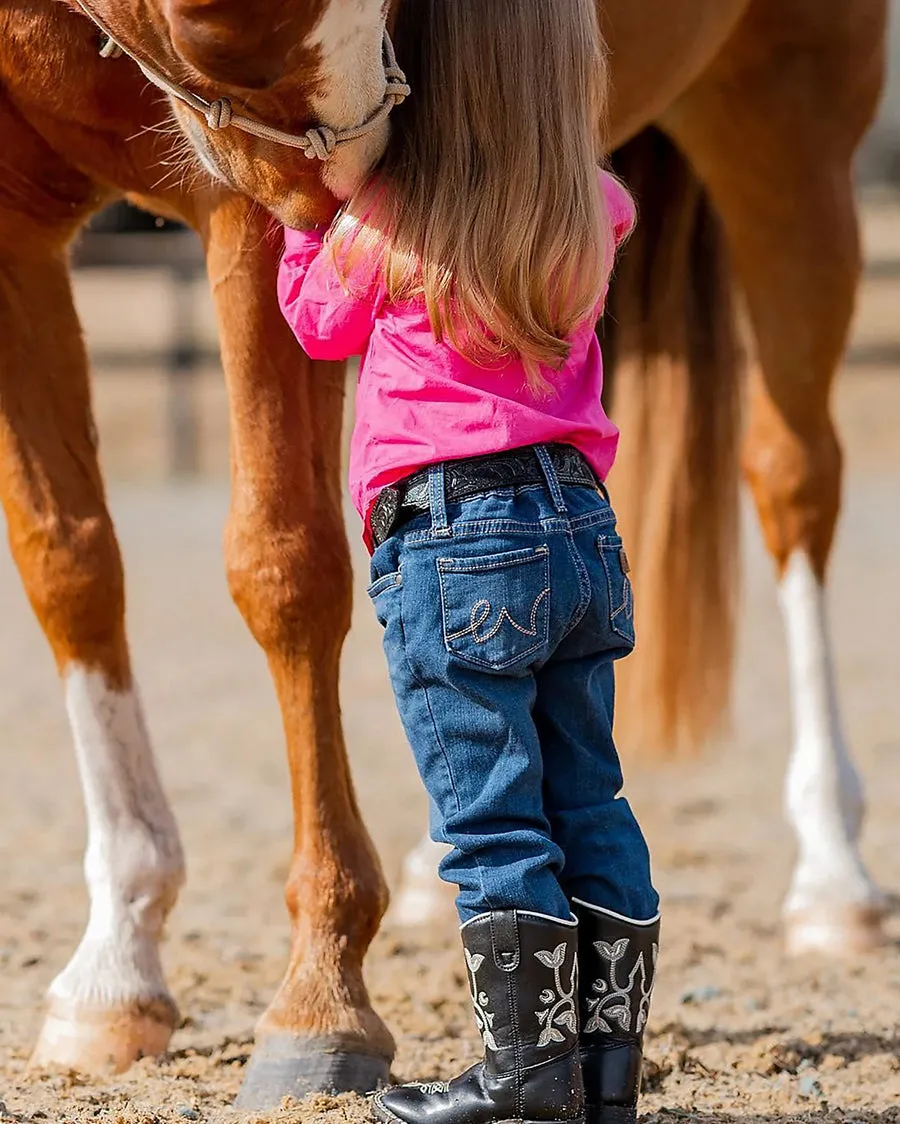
[72, 0, 410, 161]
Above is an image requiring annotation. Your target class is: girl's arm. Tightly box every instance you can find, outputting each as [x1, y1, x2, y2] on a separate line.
[277, 226, 381, 361]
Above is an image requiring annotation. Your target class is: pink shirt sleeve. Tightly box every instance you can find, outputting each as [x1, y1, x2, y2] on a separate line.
[600, 169, 636, 248]
[592, 169, 636, 318]
[277, 226, 383, 361]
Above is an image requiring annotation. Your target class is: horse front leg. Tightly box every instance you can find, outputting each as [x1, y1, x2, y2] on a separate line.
[201, 196, 392, 1109]
[0, 215, 184, 1072]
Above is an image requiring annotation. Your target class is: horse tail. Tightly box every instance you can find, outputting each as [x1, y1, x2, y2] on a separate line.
[602, 127, 744, 758]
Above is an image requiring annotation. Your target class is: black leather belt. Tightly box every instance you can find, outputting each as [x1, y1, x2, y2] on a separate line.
[370, 444, 600, 547]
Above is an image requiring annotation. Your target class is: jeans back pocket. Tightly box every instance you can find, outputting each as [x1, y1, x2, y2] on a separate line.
[597, 534, 635, 647]
[437, 545, 550, 671]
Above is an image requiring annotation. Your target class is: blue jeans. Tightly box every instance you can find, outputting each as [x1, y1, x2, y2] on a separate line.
[368, 446, 658, 924]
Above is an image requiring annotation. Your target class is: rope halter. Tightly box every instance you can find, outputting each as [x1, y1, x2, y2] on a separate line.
[76, 1, 410, 161]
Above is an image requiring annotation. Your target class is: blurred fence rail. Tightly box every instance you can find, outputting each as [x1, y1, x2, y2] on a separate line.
[73, 207, 219, 478]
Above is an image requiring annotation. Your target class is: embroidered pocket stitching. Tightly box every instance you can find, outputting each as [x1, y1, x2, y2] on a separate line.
[437, 545, 551, 670]
[596, 535, 635, 644]
[611, 581, 632, 621]
[445, 586, 550, 644]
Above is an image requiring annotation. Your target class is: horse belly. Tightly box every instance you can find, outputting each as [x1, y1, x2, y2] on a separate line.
[601, 0, 752, 143]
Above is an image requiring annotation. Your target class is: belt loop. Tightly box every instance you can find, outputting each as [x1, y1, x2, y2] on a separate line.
[534, 445, 568, 514]
[428, 461, 452, 537]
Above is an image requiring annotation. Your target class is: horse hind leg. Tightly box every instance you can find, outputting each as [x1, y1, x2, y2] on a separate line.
[776, 551, 884, 953]
[742, 351, 884, 954]
[0, 218, 185, 1070]
[742, 322, 883, 955]
[663, 6, 887, 954]
[389, 834, 455, 928]
[714, 188, 883, 955]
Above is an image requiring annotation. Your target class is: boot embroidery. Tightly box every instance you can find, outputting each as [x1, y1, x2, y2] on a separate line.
[584, 938, 658, 1035]
[534, 942, 577, 1047]
[464, 949, 499, 1052]
[406, 1081, 451, 1094]
[635, 943, 658, 1033]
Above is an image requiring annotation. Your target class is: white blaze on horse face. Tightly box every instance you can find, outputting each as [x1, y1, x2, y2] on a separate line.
[47, 668, 185, 1013]
[308, 0, 391, 199]
[778, 552, 883, 950]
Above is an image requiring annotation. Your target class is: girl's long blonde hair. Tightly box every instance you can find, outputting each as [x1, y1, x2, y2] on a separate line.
[331, 0, 614, 390]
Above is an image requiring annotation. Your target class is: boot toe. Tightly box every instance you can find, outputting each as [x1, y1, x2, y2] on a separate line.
[372, 1083, 449, 1124]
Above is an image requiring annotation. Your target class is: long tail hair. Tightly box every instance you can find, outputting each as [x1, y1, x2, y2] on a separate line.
[331, 0, 616, 391]
[602, 128, 744, 757]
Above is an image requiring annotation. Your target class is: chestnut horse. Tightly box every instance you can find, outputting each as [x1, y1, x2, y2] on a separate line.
[0, 0, 887, 1111]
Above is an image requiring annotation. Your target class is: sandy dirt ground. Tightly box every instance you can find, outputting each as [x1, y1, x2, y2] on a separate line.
[0, 204, 898, 1122]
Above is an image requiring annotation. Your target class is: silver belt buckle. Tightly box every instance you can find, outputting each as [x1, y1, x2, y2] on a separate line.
[372, 486, 401, 545]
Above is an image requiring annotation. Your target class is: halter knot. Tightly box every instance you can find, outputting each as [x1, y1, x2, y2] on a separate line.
[384, 66, 410, 104]
[206, 98, 234, 130]
[304, 125, 338, 161]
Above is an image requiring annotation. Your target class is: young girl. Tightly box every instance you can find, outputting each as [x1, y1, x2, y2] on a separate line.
[278, 2, 659, 1123]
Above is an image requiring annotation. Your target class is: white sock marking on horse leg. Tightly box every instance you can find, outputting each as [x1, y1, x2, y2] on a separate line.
[390, 834, 456, 927]
[48, 667, 185, 1012]
[308, 0, 392, 199]
[778, 553, 882, 932]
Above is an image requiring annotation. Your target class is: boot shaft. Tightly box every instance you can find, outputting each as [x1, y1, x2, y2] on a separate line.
[461, 910, 580, 1077]
[572, 901, 659, 1121]
[572, 902, 659, 1043]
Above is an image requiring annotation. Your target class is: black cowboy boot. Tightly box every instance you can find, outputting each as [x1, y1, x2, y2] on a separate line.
[571, 901, 659, 1124]
[372, 911, 584, 1124]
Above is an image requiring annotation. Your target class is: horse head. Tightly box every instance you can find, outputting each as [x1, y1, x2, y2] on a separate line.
[80, 0, 401, 226]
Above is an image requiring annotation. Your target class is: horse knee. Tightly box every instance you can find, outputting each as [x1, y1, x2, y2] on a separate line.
[9, 507, 128, 678]
[224, 511, 352, 656]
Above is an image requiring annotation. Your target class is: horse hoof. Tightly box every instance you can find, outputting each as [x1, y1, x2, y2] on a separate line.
[784, 902, 887, 957]
[234, 1034, 391, 1110]
[29, 996, 178, 1074]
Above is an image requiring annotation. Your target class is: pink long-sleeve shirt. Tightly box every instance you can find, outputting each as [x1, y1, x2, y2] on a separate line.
[278, 170, 634, 551]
